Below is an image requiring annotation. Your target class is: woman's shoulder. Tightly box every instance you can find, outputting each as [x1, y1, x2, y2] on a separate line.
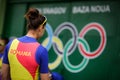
[38, 44, 47, 52]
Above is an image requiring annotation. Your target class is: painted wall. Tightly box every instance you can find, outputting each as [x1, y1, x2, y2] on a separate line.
[3, 1, 120, 80]
[0, 0, 6, 36]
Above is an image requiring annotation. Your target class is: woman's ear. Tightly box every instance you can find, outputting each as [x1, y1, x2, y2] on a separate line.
[37, 26, 42, 32]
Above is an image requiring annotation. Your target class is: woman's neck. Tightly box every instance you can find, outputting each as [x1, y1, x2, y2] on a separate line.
[26, 30, 37, 39]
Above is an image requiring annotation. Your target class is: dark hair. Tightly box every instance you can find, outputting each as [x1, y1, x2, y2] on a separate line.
[25, 8, 47, 30]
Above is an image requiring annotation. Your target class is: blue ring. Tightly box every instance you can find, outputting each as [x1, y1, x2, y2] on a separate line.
[45, 23, 53, 50]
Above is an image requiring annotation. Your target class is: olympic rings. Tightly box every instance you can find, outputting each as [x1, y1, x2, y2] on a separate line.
[42, 22, 106, 72]
[79, 23, 106, 59]
[63, 37, 89, 73]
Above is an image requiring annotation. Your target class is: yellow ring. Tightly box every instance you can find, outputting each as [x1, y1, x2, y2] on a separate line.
[42, 36, 63, 70]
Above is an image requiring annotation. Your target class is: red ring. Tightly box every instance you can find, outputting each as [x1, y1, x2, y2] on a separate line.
[79, 23, 106, 58]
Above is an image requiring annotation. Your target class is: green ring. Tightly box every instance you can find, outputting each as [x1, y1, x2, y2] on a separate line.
[63, 37, 89, 73]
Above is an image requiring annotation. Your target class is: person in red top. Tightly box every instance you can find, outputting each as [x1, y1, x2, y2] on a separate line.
[1, 8, 50, 80]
